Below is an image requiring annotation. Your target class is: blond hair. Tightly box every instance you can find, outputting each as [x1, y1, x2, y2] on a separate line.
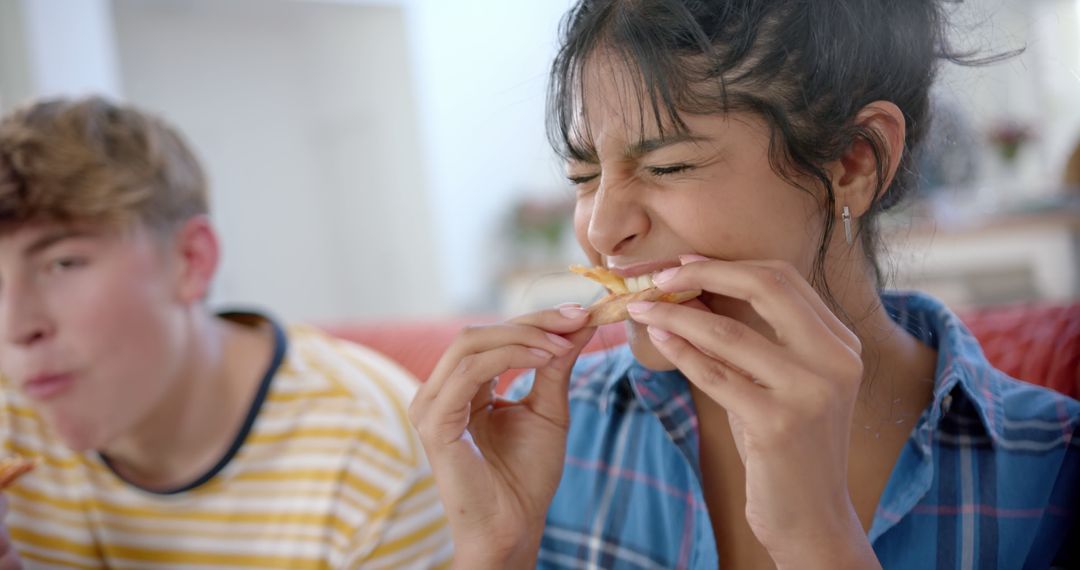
[0, 96, 207, 234]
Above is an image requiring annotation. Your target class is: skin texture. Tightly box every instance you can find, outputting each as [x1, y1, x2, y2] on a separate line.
[413, 56, 939, 569]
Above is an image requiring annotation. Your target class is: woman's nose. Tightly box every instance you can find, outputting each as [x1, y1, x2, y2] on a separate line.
[585, 173, 649, 257]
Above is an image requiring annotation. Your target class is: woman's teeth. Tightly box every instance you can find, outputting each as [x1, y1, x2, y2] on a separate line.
[624, 274, 655, 293]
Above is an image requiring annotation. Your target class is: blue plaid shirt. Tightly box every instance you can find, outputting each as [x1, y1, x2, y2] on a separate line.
[508, 291, 1080, 569]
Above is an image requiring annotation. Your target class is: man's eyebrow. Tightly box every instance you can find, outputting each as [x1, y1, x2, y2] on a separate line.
[625, 133, 711, 158]
[23, 229, 93, 258]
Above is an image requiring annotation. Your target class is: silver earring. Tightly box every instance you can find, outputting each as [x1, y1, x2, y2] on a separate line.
[842, 206, 853, 245]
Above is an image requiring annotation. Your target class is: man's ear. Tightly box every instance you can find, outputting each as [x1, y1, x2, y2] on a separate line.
[170, 215, 220, 304]
[828, 101, 906, 220]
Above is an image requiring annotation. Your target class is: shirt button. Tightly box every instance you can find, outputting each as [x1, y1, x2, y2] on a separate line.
[941, 394, 953, 413]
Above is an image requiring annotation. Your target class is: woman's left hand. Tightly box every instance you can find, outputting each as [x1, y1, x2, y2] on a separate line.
[626, 255, 880, 570]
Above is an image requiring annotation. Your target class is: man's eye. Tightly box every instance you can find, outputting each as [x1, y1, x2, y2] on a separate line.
[50, 257, 87, 271]
[647, 164, 694, 177]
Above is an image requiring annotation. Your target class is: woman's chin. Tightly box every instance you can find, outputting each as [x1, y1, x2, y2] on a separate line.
[626, 321, 677, 371]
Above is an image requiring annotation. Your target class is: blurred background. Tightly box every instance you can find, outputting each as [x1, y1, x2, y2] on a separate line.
[1, 0, 1078, 325]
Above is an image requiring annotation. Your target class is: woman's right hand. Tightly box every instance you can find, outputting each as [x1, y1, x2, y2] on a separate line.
[409, 304, 594, 568]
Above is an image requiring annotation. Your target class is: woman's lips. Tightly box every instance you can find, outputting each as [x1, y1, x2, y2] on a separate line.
[23, 372, 76, 400]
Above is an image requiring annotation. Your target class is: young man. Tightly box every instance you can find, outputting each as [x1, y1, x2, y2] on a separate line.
[0, 96, 451, 569]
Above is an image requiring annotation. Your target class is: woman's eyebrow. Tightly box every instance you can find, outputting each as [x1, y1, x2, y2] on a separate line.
[569, 144, 600, 164]
[568, 132, 712, 164]
[625, 133, 711, 159]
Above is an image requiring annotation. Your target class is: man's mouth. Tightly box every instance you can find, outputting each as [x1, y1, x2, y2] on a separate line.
[23, 372, 76, 400]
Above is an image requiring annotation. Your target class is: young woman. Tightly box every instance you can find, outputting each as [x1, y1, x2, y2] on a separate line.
[410, 1, 1080, 568]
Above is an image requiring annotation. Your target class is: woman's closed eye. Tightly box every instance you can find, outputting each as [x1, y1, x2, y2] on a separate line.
[567, 173, 599, 186]
[646, 163, 695, 177]
[568, 163, 696, 185]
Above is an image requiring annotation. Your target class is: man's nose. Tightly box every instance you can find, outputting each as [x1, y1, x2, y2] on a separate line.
[1, 282, 53, 348]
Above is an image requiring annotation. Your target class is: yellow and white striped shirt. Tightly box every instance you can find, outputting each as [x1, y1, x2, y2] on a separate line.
[1, 320, 452, 569]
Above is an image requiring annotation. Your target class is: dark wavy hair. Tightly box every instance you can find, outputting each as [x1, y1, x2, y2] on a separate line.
[547, 0, 1008, 308]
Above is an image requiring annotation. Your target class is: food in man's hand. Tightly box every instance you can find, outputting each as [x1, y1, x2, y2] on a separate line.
[570, 265, 701, 326]
[0, 456, 36, 489]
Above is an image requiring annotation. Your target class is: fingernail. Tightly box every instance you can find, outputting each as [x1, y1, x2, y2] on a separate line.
[557, 304, 588, 320]
[626, 301, 655, 314]
[647, 326, 672, 342]
[546, 333, 574, 349]
[679, 254, 710, 265]
[529, 348, 554, 360]
[652, 267, 679, 285]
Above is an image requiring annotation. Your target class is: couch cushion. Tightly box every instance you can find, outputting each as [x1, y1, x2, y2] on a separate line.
[961, 302, 1079, 399]
[320, 319, 628, 390]
[320, 301, 1079, 399]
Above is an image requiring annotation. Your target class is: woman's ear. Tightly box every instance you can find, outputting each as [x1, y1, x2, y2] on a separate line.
[829, 101, 906, 219]
[171, 215, 220, 304]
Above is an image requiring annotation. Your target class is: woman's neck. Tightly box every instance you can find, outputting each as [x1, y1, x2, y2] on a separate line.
[826, 258, 939, 431]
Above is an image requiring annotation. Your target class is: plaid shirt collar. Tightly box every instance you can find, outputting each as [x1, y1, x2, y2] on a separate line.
[883, 291, 1006, 443]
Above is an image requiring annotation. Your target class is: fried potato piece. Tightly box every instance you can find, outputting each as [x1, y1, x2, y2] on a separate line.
[585, 287, 701, 326]
[0, 456, 36, 490]
[569, 264, 629, 295]
[569, 265, 702, 326]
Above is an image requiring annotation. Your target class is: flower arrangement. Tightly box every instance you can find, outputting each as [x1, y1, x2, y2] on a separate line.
[510, 195, 574, 252]
[987, 120, 1035, 165]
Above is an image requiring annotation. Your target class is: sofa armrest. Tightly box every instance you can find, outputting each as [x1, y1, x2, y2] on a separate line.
[321, 301, 1079, 400]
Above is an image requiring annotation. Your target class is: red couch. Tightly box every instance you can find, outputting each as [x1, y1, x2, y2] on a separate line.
[322, 301, 1080, 400]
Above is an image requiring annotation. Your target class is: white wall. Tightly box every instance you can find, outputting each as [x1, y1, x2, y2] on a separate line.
[934, 0, 1080, 196]
[112, 0, 443, 322]
[403, 0, 578, 312]
[22, 0, 122, 100]
[0, 0, 32, 109]
[0, 0, 121, 109]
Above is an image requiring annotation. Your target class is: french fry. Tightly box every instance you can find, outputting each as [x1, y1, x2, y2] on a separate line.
[585, 288, 701, 326]
[0, 456, 36, 490]
[569, 265, 629, 295]
[569, 265, 701, 326]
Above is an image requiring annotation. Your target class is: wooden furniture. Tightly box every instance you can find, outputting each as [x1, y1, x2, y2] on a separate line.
[884, 205, 1079, 309]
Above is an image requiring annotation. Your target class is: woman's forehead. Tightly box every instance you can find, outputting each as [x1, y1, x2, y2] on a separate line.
[566, 49, 716, 156]
[568, 80, 678, 157]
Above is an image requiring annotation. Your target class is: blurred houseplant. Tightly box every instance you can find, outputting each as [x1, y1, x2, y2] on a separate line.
[506, 194, 575, 266]
[988, 119, 1034, 166]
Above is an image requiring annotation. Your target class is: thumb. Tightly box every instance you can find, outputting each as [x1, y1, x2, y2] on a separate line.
[523, 326, 596, 423]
